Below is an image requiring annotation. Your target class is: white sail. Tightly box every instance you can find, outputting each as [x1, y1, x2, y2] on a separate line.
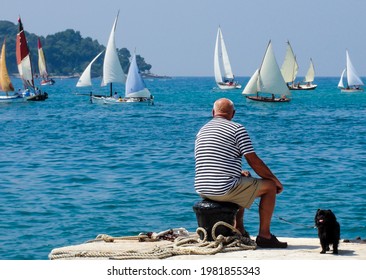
[37, 39, 48, 80]
[102, 12, 126, 86]
[125, 53, 151, 98]
[76, 51, 104, 87]
[338, 68, 346, 88]
[219, 29, 234, 80]
[242, 69, 259, 94]
[214, 27, 234, 83]
[346, 50, 363, 87]
[281, 41, 298, 84]
[259, 41, 290, 96]
[214, 28, 223, 84]
[304, 58, 315, 83]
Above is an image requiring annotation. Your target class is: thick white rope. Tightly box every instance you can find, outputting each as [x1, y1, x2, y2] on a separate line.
[49, 222, 256, 260]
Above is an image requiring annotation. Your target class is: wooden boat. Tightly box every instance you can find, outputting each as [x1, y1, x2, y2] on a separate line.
[88, 12, 126, 103]
[16, 17, 48, 101]
[92, 53, 153, 105]
[246, 95, 290, 103]
[280, 41, 317, 90]
[299, 58, 317, 90]
[243, 41, 291, 103]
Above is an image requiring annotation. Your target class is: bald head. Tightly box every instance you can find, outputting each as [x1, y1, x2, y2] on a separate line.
[212, 98, 235, 120]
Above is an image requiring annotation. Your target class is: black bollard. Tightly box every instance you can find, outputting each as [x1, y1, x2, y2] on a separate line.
[193, 199, 239, 241]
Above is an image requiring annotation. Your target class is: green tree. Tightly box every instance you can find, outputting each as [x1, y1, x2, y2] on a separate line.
[0, 20, 152, 77]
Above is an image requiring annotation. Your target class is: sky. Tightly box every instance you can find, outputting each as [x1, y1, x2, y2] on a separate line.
[1, 0, 365, 77]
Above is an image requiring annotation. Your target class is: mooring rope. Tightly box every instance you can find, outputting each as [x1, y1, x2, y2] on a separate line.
[49, 222, 256, 260]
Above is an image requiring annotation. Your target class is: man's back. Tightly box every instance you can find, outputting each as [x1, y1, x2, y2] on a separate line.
[194, 117, 254, 196]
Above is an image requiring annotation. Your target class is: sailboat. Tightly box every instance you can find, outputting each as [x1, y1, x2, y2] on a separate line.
[338, 49, 364, 92]
[243, 40, 291, 102]
[214, 27, 241, 90]
[301, 58, 317, 90]
[0, 38, 25, 103]
[90, 12, 126, 103]
[92, 52, 153, 104]
[16, 17, 48, 101]
[37, 38, 55, 86]
[280, 41, 317, 90]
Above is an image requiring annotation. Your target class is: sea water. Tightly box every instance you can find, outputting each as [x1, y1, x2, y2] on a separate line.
[0, 77, 365, 260]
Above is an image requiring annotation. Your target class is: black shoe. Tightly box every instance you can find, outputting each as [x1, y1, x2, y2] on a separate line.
[256, 234, 288, 248]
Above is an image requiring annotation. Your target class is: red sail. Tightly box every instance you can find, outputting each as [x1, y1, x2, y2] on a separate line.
[16, 17, 34, 88]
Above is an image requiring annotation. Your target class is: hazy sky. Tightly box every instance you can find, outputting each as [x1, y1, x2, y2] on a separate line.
[2, 0, 365, 77]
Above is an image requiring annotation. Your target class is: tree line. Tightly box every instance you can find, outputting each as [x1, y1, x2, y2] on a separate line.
[0, 20, 152, 77]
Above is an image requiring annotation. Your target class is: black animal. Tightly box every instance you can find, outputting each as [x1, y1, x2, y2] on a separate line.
[315, 209, 340, 254]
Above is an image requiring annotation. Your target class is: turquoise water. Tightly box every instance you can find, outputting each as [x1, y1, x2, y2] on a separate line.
[0, 77, 365, 260]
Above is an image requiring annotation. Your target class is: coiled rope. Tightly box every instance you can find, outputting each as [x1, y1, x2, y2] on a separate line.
[49, 222, 256, 260]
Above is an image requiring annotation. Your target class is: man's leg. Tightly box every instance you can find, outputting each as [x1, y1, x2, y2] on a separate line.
[255, 180, 287, 248]
[235, 207, 251, 237]
[256, 180, 276, 239]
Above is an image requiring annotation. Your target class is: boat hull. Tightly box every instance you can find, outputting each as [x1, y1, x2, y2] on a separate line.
[288, 84, 317, 90]
[0, 95, 26, 103]
[340, 88, 364, 93]
[90, 95, 154, 105]
[246, 95, 290, 103]
[26, 93, 48, 101]
[217, 82, 242, 90]
[40, 79, 55, 86]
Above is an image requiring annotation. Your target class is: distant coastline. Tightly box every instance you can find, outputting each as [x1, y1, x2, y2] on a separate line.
[141, 72, 172, 79]
[11, 72, 172, 80]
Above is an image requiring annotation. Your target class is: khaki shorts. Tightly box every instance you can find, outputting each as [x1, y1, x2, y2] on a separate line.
[202, 176, 263, 208]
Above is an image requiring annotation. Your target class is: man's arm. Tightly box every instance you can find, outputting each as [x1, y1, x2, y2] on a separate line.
[244, 152, 283, 194]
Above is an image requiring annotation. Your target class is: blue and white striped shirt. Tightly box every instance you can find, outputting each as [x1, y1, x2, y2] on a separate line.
[194, 117, 254, 196]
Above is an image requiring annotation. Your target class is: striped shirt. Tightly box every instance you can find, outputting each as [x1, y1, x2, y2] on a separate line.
[194, 117, 254, 196]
